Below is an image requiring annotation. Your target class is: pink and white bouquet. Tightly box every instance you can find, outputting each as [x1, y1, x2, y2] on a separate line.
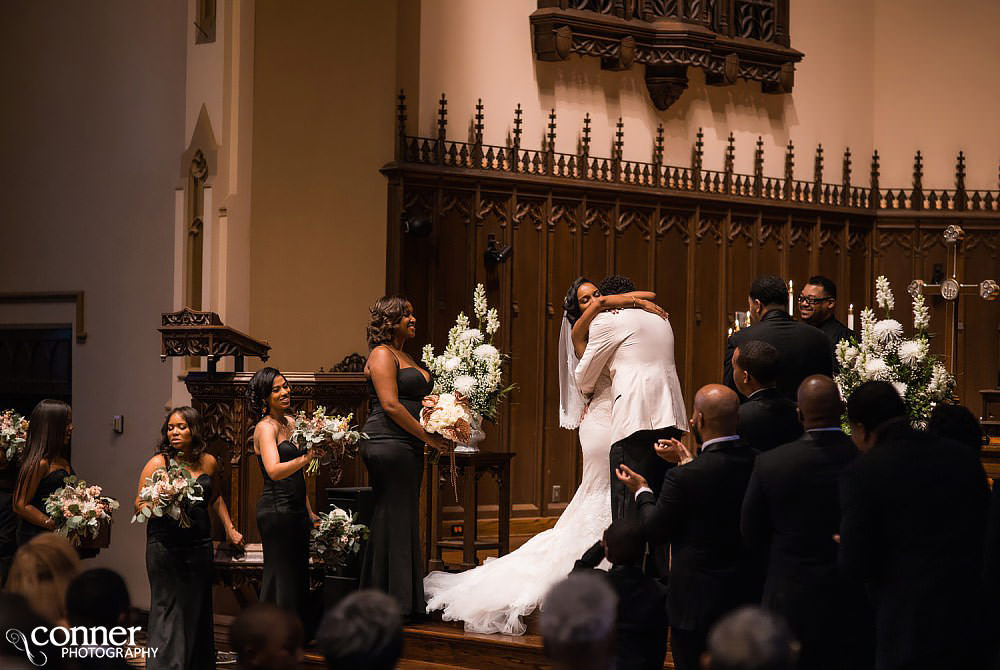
[310, 506, 369, 569]
[132, 460, 205, 528]
[420, 392, 473, 445]
[291, 407, 366, 477]
[0, 409, 29, 463]
[44, 476, 119, 547]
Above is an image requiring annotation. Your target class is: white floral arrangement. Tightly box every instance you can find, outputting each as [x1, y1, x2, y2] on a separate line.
[0, 409, 29, 463]
[421, 283, 512, 423]
[310, 506, 369, 570]
[44, 476, 119, 546]
[835, 275, 954, 430]
[290, 407, 366, 477]
[132, 460, 205, 528]
[420, 393, 474, 444]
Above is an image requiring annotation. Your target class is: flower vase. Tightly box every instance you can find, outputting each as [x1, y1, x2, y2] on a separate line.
[454, 414, 485, 453]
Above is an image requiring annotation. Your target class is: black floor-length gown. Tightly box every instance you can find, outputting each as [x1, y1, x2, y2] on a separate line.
[256, 440, 311, 621]
[146, 472, 215, 670]
[16, 467, 69, 546]
[0, 464, 17, 583]
[360, 365, 433, 618]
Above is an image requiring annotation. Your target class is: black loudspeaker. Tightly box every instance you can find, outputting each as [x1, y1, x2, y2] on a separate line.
[323, 487, 374, 612]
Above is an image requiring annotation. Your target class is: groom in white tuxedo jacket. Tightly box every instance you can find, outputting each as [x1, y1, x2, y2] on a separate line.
[575, 275, 687, 575]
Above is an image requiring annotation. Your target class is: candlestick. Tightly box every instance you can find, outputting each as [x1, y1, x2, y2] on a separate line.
[848, 304, 855, 330]
[788, 279, 794, 314]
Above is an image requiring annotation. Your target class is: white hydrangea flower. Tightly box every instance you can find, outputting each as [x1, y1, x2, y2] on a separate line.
[897, 339, 928, 366]
[872, 319, 903, 344]
[912, 291, 930, 331]
[459, 328, 484, 343]
[473, 344, 499, 360]
[864, 358, 890, 380]
[891, 381, 908, 398]
[875, 275, 894, 313]
[454, 375, 477, 396]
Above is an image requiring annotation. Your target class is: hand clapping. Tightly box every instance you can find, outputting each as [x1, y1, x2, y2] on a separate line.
[615, 464, 648, 493]
[654, 438, 693, 465]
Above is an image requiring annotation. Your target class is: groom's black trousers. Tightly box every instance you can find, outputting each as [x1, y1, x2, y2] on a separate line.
[610, 426, 683, 578]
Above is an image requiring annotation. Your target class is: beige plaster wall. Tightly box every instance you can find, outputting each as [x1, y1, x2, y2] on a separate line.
[0, 1, 187, 608]
[249, 0, 400, 370]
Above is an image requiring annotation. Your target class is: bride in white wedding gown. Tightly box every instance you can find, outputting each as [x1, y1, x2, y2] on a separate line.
[423, 278, 665, 635]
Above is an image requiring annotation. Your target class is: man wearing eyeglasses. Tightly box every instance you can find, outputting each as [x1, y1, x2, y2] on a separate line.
[798, 276, 857, 348]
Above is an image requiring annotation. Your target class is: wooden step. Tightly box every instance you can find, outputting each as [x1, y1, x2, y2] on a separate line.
[402, 622, 549, 670]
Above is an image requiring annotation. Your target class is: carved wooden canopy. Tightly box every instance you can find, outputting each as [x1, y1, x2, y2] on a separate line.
[530, 0, 803, 110]
[159, 307, 270, 372]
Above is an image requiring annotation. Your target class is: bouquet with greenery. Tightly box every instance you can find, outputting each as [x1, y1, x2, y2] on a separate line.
[835, 275, 955, 430]
[0, 409, 29, 463]
[44, 476, 119, 546]
[132, 459, 205, 528]
[310, 506, 369, 570]
[290, 407, 366, 476]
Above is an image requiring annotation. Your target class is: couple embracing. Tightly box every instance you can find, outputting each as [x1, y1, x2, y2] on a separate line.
[424, 274, 685, 634]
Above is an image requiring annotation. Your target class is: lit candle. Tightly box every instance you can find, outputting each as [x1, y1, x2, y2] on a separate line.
[788, 279, 794, 314]
[848, 304, 855, 330]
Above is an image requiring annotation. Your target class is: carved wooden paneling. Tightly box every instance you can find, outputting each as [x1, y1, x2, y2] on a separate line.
[962, 231, 1000, 396]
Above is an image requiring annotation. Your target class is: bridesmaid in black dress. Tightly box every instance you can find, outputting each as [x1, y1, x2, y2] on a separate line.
[137, 406, 243, 670]
[13, 399, 73, 546]
[361, 296, 448, 620]
[249, 367, 318, 623]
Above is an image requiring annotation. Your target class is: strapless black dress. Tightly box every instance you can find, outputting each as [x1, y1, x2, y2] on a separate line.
[360, 366, 433, 618]
[256, 440, 311, 622]
[145, 472, 215, 670]
[16, 467, 69, 546]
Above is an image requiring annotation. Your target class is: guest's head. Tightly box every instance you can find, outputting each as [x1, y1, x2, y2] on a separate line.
[690, 384, 741, 445]
[796, 375, 843, 431]
[229, 603, 304, 670]
[799, 276, 838, 325]
[732, 341, 779, 397]
[597, 275, 636, 296]
[846, 381, 906, 452]
[317, 590, 402, 670]
[66, 568, 130, 628]
[6, 533, 80, 624]
[14, 399, 72, 507]
[602, 518, 644, 567]
[563, 277, 599, 326]
[541, 573, 617, 670]
[748, 275, 789, 321]
[0, 592, 50, 668]
[928, 403, 984, 454]
[156, 406, 207, 462]
[703, 606, 797, 670]
[367, 295, 416, 350]
[247, 367, 290, 422]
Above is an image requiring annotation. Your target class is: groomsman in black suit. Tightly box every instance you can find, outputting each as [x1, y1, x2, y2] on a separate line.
[840, 381, 989, 670]
[741, 375, 868, 670]
[724, 275, 833, 401]
[798, 275, 857, 348]
[732, 340, 803, 452]
[616, 385, 758, 670]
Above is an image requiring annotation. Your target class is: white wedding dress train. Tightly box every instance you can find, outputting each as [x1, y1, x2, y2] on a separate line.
[423, 373, 614, 635]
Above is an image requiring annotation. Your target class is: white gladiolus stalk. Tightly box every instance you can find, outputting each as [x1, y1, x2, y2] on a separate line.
[912, 291, 930, 332]
[875, 275, 894, 314]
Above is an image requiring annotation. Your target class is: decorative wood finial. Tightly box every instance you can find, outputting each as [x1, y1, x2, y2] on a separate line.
[614, 117, 624, 161]
[653, 124, 665, 165]
[870, 149, 880, 208]
[547, 108, 557, 151]
[581, 113, 592, 159]
[814, 144, 823, 184]
[956, 150, 967, 210]
[437, 93, 448, 140]
[754, 136, 764, 196]
[784, 140, 794, 198]
[474, 98, 484, 145]
[725, 132, 735, 175]
[512, 104, 523, 150]
[912, 150, 923, 209]
[395, 90, 407, 160]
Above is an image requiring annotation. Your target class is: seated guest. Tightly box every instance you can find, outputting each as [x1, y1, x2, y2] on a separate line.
[741, 375, 869, 670]
[230, 603, 304, 670]
[798, 276, 856, 348]
[840, 381, 989, 670]
[540, 573, 617, 670]
[703, 606, 797, 670]
[316, 590, 402, 670]
[724, 275, 833, 400]
[617, 385, 757, 670]
[573, 519, 668, 670]
[5, 532, 79, 624]
[732, 340, 802, 452]
[927, 403, 984, 454]
[65, 568, 132, 669]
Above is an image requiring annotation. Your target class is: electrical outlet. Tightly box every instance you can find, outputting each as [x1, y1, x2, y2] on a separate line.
[552, 485, 561, 502]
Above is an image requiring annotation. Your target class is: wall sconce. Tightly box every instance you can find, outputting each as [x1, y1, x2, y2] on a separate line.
[484, 234, 512, 267]
[402, 215, 432, 237]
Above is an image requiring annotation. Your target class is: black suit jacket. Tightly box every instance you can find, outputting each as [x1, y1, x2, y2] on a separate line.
[818, 316, 857, 348]
[741, 430, 860, 640]
[839, 422, 989, 669]
[637, 438, 758, 631]
[724, 310, 834, 400]
[737, 388, 803, 453]
[572, 556, 669, 670]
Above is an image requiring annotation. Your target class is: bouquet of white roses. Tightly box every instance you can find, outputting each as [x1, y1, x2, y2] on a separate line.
[0, 409, 29, 463]
[309, 506, 369, 570]
[44, 476, 119, 546]
[421, 283, 513, 424]
[835, 275, 955, 430]
[290, 407, 366, 477]
[132, 460, 205, 528]
[420, 392, 474, 444]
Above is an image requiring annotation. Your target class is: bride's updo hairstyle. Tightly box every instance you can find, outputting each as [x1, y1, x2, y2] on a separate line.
[367, 296, 411, 350]
[562, 277, 594, 327]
